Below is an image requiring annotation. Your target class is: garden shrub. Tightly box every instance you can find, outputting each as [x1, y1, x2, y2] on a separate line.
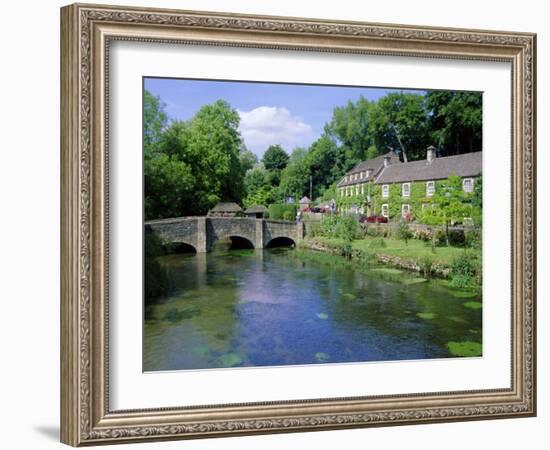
[269, 203, 297, 220]
[465, 228, 482, 249]
[418, 255, 434, 277]
[413, 227, 433, 242]
[448, 228, 466, 246]
[396, 220, 412, 245]
[433, 229, 447, 246]
[449, 251, 481, 290]
[364, 224, 387, 238]
[282, 210, 295, 221]
[317, 215, 360, 241]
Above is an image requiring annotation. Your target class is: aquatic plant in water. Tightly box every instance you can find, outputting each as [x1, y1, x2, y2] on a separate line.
[416, 312, 436, 320]
[463, 301, 482, 309]
[446, 341, 482, 357]
[314, 352, 330, 363]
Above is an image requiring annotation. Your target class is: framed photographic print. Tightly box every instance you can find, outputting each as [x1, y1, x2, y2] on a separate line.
[60, 3, 537, 446]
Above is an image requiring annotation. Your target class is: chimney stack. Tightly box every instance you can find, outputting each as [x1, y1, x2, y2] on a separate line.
[427, 145, 437, 163]
[383, 156, 391, 167]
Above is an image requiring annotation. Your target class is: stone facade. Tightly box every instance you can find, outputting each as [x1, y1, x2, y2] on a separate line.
[336, 148, 482, 220]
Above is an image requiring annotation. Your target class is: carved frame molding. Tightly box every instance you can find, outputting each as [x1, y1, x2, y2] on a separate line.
[61, 3, 536, 446]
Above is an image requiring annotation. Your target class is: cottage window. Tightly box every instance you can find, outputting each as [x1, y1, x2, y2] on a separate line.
[361, 184, 365, 195]
[360, 172, 364, 179]
[402, 204, 410, 216]
[463, 178, 474, 193]
[381, 204, 389, 217]
[426, 181, 435, 197]
[355, 173, 358, 180]
[382, 184, 389, 198]
[402, 182, 411, 197]
[340, 188, 344, 197]
[355, 185, 360, 195]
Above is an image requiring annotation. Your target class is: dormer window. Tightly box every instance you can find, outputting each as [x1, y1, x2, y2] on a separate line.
[360, 172, 364, 179]
[402, 183, 411, 197]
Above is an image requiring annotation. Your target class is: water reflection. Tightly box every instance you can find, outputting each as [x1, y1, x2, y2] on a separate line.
[144, 247, 482, 371]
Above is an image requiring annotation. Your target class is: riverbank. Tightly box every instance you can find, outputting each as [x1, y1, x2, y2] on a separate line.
[301, 236, 479, 281]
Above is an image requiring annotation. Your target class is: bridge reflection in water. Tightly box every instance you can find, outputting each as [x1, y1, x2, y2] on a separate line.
[145, 216, 303, 253]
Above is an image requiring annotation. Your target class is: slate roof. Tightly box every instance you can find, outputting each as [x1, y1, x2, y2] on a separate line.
[208, 202, 243, 213]
[375, 151, 482, 184]
[337, 151, 400, 187]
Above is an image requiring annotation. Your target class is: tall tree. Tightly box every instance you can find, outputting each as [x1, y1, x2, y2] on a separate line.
[183, 100, 245, 207]
[325, 96, 373, 169]
[367, 92, 430, 161]
[279, 148, 310, 199]
[239, 147, 258, 173]
[425, 91, 482, 156]
[304, 134, 340, 199]
[144, 100, 246, 219]
[262, 144, 289, 172]
[143, 90, 168, 151]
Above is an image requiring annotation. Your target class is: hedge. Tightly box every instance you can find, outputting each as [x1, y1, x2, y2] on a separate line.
[269, 203, 297, 220]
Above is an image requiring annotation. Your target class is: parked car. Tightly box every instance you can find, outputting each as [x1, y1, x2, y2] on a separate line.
[360, 215, 388, 224]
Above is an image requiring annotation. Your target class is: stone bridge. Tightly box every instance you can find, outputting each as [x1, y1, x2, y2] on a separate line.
[145, 216, 304, 253]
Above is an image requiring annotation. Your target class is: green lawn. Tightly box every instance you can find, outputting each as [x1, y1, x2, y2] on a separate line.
[311, 235, 477, 267]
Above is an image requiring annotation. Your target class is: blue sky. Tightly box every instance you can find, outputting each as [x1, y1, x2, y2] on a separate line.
[144, 77, 425, 157]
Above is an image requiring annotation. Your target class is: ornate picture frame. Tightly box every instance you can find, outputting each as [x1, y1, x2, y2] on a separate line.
[60, 3, 536, 446]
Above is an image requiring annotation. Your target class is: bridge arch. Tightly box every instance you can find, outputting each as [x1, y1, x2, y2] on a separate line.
[226, 235, 255, 250]
[171, 241, 197, 254]
[266, 236, 296, 248]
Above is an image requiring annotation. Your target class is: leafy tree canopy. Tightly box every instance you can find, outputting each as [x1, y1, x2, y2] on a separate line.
[262, 144, 289, 173]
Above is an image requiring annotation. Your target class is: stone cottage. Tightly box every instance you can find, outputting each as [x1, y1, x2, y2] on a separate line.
[336, 146, 482, 218]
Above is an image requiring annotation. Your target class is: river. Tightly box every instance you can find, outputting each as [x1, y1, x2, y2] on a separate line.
[144, 246, 482, 371]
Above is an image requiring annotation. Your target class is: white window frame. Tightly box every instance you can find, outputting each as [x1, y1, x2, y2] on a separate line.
[402, 182, 411, 197]
[360, 172, 364, 179]
[381, 204, 389, 218]
[463, 178, 474, 193]
[402, 204, 410, 216]
[355, 185, 360, 195]
[426, 180, 435, 197]
[382, 184, 389, 198]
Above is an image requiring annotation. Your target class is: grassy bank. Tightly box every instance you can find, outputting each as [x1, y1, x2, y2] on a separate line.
[301, 235, 481, 291]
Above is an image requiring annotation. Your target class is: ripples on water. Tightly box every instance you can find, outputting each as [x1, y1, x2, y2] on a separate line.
[143, 246, 482, 371]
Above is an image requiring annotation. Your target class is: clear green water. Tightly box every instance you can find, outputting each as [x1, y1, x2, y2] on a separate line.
[143, 247, 482, 371]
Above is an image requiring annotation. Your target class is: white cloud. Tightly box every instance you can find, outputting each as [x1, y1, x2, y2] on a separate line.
[238, 106, 315, 156]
